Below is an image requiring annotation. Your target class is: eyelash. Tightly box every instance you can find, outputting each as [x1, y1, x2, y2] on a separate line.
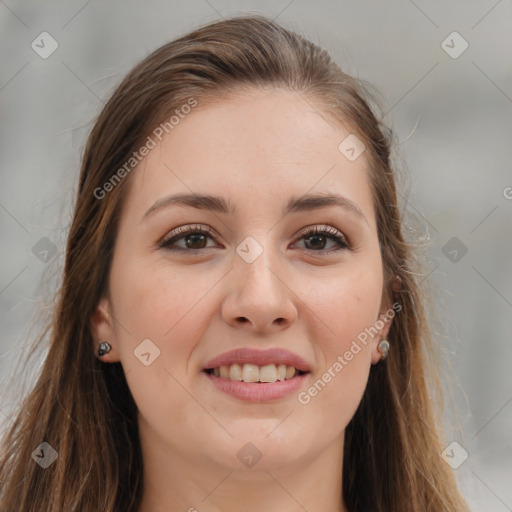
[158, 224, 350, 254]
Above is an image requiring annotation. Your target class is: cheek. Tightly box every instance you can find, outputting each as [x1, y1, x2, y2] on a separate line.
[109, 256, 218, 403]
[300, 264, 382, 408]
[111, 261, 211, 443]
[311, 262, 383, 346]
[110, 253, 213, 343]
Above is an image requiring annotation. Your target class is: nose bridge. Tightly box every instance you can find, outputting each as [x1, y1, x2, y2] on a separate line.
[236, 234, 283, 299]
[222, 232, 297, 332]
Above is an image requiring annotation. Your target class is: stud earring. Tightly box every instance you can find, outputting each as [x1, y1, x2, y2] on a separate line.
[97, 341, 112, 357]
[378, 339, 390, 360]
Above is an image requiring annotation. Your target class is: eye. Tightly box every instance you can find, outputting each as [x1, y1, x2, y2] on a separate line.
[158, 224, 350, 254]
[293, 225, 350, 253]
[158, 224, 219, 252]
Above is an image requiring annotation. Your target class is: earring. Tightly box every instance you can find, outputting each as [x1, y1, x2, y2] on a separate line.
[97, 341, 112, 357]
[378, 339, 390, 360]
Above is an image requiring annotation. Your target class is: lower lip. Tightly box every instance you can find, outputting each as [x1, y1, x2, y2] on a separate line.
[203, 371, 309, 402]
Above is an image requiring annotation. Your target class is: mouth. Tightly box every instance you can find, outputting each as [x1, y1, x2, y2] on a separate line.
[202, 348, 312, 402]
[204, 363, 308, 383]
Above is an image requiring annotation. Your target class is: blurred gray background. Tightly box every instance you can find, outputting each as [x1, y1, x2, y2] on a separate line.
[1, 1, 511, 510]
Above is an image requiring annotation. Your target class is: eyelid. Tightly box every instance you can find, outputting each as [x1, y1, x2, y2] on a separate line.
[295, 224, 347, 241]
[159, 224, 217, 246]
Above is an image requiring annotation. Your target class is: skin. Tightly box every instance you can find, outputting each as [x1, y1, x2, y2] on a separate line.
[91, 88, 392, 512]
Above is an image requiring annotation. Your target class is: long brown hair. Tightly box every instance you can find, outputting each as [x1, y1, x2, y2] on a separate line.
[0, 15, 469, 512]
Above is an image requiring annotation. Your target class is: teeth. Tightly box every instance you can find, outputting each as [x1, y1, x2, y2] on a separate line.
[229, 363, 242, 381]
[260, 364, 277, 383]
[210, 363, 301, 382]
[242, 364, 260, 382]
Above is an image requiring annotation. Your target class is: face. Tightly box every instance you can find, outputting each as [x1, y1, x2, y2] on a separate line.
[92, 88, 392, 475]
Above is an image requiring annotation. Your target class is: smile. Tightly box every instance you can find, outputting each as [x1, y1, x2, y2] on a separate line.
[205, 363, 305, 383]
[202, 347, 312, 402]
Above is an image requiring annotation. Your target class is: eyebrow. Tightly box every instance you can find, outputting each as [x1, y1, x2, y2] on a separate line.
[142, 192, 368, 223]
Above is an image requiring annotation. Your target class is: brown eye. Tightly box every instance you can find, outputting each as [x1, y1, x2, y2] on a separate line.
[295, 226, 349, 253]
[180, 233, 209, 249]
[159, 225, 218, 252]
[303, 233, 329, 250]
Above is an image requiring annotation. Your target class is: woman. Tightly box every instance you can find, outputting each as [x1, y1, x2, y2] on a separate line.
[0, 15, 469, 512]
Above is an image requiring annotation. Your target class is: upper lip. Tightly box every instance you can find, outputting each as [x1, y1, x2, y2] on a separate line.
[203, 348, 312, 373]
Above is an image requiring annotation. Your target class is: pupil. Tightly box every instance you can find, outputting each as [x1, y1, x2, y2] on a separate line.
[186, 234, 207, 249]
[305, 235, 325, 250]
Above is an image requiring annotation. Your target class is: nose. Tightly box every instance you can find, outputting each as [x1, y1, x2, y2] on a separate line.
[221, 245, 298, 334]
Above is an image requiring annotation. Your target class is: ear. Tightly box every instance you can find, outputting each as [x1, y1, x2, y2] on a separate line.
[90, 297, 120, 363]
[370, 301, 394, 365]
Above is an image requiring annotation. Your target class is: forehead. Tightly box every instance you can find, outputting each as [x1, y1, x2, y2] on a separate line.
[124, 88, 375, 223]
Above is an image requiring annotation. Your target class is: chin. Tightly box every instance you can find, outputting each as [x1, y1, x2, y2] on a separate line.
[202, 426, 314, 474]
